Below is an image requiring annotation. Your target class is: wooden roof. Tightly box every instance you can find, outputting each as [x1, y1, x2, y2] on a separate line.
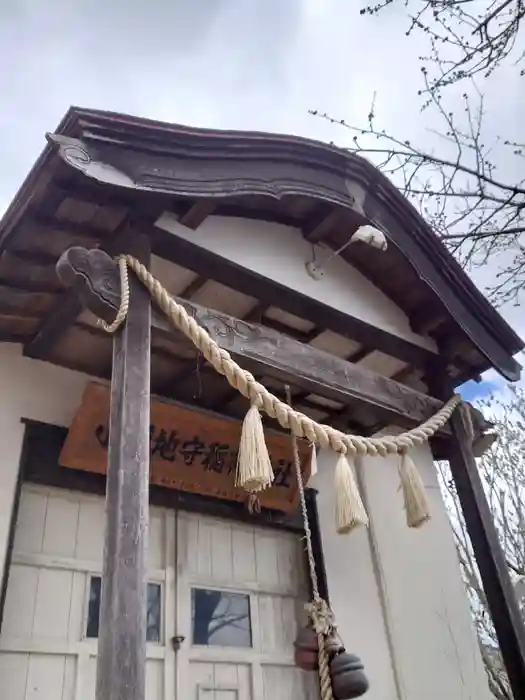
[0, 106, 521, 436]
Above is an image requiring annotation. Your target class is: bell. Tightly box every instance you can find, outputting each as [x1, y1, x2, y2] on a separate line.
[293, 624, 319, 671]
[330, 651, 369, 699]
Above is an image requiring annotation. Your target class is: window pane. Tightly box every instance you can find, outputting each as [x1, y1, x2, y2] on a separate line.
[86, 575, 101, 638]
[192, 588, 252, 648]
[86, 576, 161, 643]
[147, 581, 161, 643]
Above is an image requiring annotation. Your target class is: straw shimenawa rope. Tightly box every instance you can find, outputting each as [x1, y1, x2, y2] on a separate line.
[98, 255, 462, 459]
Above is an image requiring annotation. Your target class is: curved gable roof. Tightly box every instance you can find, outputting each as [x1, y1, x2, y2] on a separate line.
[1, 107, 522, 383]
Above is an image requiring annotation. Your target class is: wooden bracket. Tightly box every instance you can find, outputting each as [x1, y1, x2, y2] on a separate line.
[56, 246, 122, 324]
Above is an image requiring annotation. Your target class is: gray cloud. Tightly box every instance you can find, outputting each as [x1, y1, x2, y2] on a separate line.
[0, 0, 521, 345]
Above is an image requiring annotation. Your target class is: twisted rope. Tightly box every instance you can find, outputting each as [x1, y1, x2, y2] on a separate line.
[287, 386, 334, 700]
[98, 254, 462, 456]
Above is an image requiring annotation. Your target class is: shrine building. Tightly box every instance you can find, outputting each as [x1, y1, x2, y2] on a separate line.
[0, 107, 524, 700]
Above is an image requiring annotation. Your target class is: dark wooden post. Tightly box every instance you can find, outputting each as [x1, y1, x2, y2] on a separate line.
[56, 237, 152, 700]
[431, 374, 525, 698]
[96, 235, 151, 700]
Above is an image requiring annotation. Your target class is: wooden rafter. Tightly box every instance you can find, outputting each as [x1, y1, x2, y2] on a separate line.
[24, 209, 159, 360]
[302, 205, 345, 243]
[152, 228, 438, 369]
[178, 199, 216, 230]
[56, 247, 450, 432]
[287, 346, 374, 411]
[180, 274, 207, 299]
[410, 307, 447, 336]
[261, 315, 320, 344]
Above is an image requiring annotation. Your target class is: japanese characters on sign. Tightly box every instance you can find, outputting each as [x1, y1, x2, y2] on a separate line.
[60, 382, 310, 513]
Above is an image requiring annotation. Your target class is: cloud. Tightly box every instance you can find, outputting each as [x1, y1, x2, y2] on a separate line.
[0, 0, 521, 367]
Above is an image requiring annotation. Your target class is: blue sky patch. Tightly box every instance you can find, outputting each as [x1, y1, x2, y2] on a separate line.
[459, 379, 500, 402]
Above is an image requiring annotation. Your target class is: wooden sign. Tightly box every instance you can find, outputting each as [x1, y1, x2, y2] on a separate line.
[60, 382, 311, 513]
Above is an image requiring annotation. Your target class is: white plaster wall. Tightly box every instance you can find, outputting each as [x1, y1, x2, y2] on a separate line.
[313, 436, 491, 700]
[312, 452, 400, 700]
[156, 213, 437, 352]
[356, 435, 492, 700]
[0, 344, 89, 577]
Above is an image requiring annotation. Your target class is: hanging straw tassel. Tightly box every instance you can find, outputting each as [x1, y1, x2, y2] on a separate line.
[307, 443, 318, 484]
[398, 450, 431, 528]
[236, 402, 274, 493]
[334, 451, 369, 534]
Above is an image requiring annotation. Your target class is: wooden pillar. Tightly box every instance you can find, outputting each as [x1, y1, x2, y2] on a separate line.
[55, 236, 152, 700]
[432, 375, 525, 698]
[94, 234, 152, 700]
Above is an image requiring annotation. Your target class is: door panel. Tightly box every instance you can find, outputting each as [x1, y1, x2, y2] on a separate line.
[1, 485, 319, 700]
[0, 485, 174, 700]
[176, 512, 318, 700]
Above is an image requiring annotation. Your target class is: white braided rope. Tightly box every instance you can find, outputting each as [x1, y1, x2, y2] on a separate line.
[101, 255, 462, 456]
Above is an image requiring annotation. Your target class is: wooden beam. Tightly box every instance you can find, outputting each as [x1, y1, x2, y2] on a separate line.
[60, 236, 152, 700]
[0, 157, 67, 257]
[409, 308, 447, 336]
[15, 213, 112, 246]
[431, 374, 525, 699]
[180, 275, 207, 299]
[24, 212, 150, 360]
[391, 365, 416, 384]
[349, 346, 373, 364]
[56, 247, 449, 431]
[150, 228, 437, 369]
[178, 200, 216, 230]
[302, 206, 344, 243]
[290, 347, 373, 413]
[25, 293, 87, 359]
[261, 316, 320, 344]
[245, 302, 270, 323]
[8, 249, 58, 267]
[0, 276, 59, 295]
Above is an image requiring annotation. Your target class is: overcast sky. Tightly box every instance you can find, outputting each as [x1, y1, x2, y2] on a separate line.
[1, 0, 522, 395]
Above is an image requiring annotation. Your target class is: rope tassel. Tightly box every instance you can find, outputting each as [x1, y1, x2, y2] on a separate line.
[235, 403, 274, 493]
[96, 254, 464, 534]
[334, 452, 369, 534]
[398, 451, 431, 528]
[308, 443, 318, 484]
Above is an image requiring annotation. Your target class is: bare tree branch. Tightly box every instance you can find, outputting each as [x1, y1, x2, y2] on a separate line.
[310, 78, 525, 304]
[359, 1, 525, 94]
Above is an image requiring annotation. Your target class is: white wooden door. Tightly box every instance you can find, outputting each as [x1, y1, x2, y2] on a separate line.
[0, 485, 319, 700]
[175, 511, 319, 700]
[0, 484, 177, 700]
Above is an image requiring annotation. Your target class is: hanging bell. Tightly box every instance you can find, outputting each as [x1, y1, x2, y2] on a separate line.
[293, 624, 319, 671]
[330, 651, 369, 699]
